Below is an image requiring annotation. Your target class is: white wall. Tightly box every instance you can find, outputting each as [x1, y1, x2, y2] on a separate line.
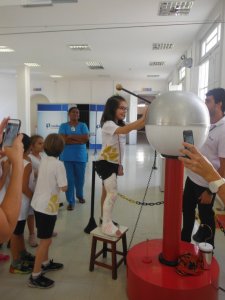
[0, 74, 17, 120]
[30, 78, 167, 104]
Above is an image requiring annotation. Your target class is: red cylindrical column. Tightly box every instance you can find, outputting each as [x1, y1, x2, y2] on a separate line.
[159, 158, 184, 265]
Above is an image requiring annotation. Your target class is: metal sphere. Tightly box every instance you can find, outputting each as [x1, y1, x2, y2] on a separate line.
[145, 91, 210, 156]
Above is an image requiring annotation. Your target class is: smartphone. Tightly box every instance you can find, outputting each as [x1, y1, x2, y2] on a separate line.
[183, 130, 194, 145]
[183, 130, 194, 158]
[2, 119, 21, 148]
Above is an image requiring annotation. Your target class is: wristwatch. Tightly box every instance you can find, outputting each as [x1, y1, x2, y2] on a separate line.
[209, 178, 225, 193]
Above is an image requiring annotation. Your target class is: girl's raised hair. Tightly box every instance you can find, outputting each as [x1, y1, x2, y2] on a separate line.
[100, 95, 126, 127]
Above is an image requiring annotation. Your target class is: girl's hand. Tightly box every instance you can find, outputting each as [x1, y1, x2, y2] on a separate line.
[140, 106, 150, 128]
[141, 106, 149, 120]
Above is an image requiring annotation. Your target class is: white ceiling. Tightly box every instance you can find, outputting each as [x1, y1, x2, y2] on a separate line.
[0, 0, 220, 81]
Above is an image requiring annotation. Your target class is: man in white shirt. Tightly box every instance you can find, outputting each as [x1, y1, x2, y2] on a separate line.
[181, 88, 225, 247]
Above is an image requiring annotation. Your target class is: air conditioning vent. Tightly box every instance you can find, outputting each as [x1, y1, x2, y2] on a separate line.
[86, 61, 104, 70]
[152, 43, 174, 50]
[149, 61, 165, 66]
[158, 1, 194, 16]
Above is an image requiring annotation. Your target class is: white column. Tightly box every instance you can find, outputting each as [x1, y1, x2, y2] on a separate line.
[17, 66, 30, 134]
[128, 95, 137, 144]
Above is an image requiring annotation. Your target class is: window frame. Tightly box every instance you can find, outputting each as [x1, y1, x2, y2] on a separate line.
[179, 66, 186, 81]
[200, 22, 221, 60]
[198, 59, 209, 100]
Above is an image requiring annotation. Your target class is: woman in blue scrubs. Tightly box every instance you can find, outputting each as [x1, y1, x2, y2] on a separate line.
[59, 107, 89, 210]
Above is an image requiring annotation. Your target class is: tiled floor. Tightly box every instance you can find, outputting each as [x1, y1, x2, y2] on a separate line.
[0, 144, 225, 299]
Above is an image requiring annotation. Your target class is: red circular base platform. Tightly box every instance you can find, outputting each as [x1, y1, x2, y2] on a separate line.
[127, 239, 219, 300]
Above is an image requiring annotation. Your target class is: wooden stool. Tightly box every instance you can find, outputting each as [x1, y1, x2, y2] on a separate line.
[89, 226, 128, 280]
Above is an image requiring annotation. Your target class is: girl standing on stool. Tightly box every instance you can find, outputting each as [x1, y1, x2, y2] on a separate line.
[59, 107, 89, 211]
[96, 95, 148, 237]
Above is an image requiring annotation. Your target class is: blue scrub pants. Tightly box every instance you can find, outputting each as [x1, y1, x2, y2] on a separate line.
[64, 161, 86, 205]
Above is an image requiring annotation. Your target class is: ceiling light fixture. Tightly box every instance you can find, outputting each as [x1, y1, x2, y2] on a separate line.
[147, 75, 160, 78]
[158, 1, 194, 16]
[50, 75, 63, 78]
[24, 62, 40, 67]
[0, 46, 15, 53]
[22, 0, 78, 7]
[152, 43, 174, 50]
[69, 44, 91, 50]
[86, 61, 104, 70]
[149, 61, 165, 66]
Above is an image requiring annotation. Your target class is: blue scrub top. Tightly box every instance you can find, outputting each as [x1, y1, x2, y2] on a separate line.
[59, 122, 89, 162]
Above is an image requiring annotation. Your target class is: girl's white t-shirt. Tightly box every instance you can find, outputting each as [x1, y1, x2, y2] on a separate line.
[18, 159, 35, 221]
[99, 121, 126, 164]
[31, 156, 67, 216]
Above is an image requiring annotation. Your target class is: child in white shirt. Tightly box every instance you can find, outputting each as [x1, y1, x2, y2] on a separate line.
[27, 135, 44, 247]
[28, 133, 67, 289]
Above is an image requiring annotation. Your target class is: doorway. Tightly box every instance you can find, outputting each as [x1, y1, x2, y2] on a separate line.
[30, 94, 50, 135]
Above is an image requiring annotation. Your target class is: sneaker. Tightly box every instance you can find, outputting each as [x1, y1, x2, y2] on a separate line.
[59, 203, 64, 208]
[22, 252, 35, 262]
[42, 260, 64, 273]
[77, 197, 86, 204]
[67, 204, 74, 211]
[28, 234, 38, 248]
[22, 252, 35, 267]
[192, 226, 214, 247]
[9, 263, 32, 274]
[28, 274, 54, 289]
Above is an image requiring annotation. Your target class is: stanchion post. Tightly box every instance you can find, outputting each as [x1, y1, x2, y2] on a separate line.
[153, 150, 158, 170]
[84, 161, 98, 234]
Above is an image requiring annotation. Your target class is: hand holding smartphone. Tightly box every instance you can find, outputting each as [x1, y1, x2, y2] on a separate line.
[183, 130, 194, 158]
[2, 119, 21, 148]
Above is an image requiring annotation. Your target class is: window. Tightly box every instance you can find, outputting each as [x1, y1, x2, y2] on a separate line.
[201, 23, 221, 58]
[179, 67, 186, 81]
[169, 81, 182, 91]
[198, 60, 209, 100]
